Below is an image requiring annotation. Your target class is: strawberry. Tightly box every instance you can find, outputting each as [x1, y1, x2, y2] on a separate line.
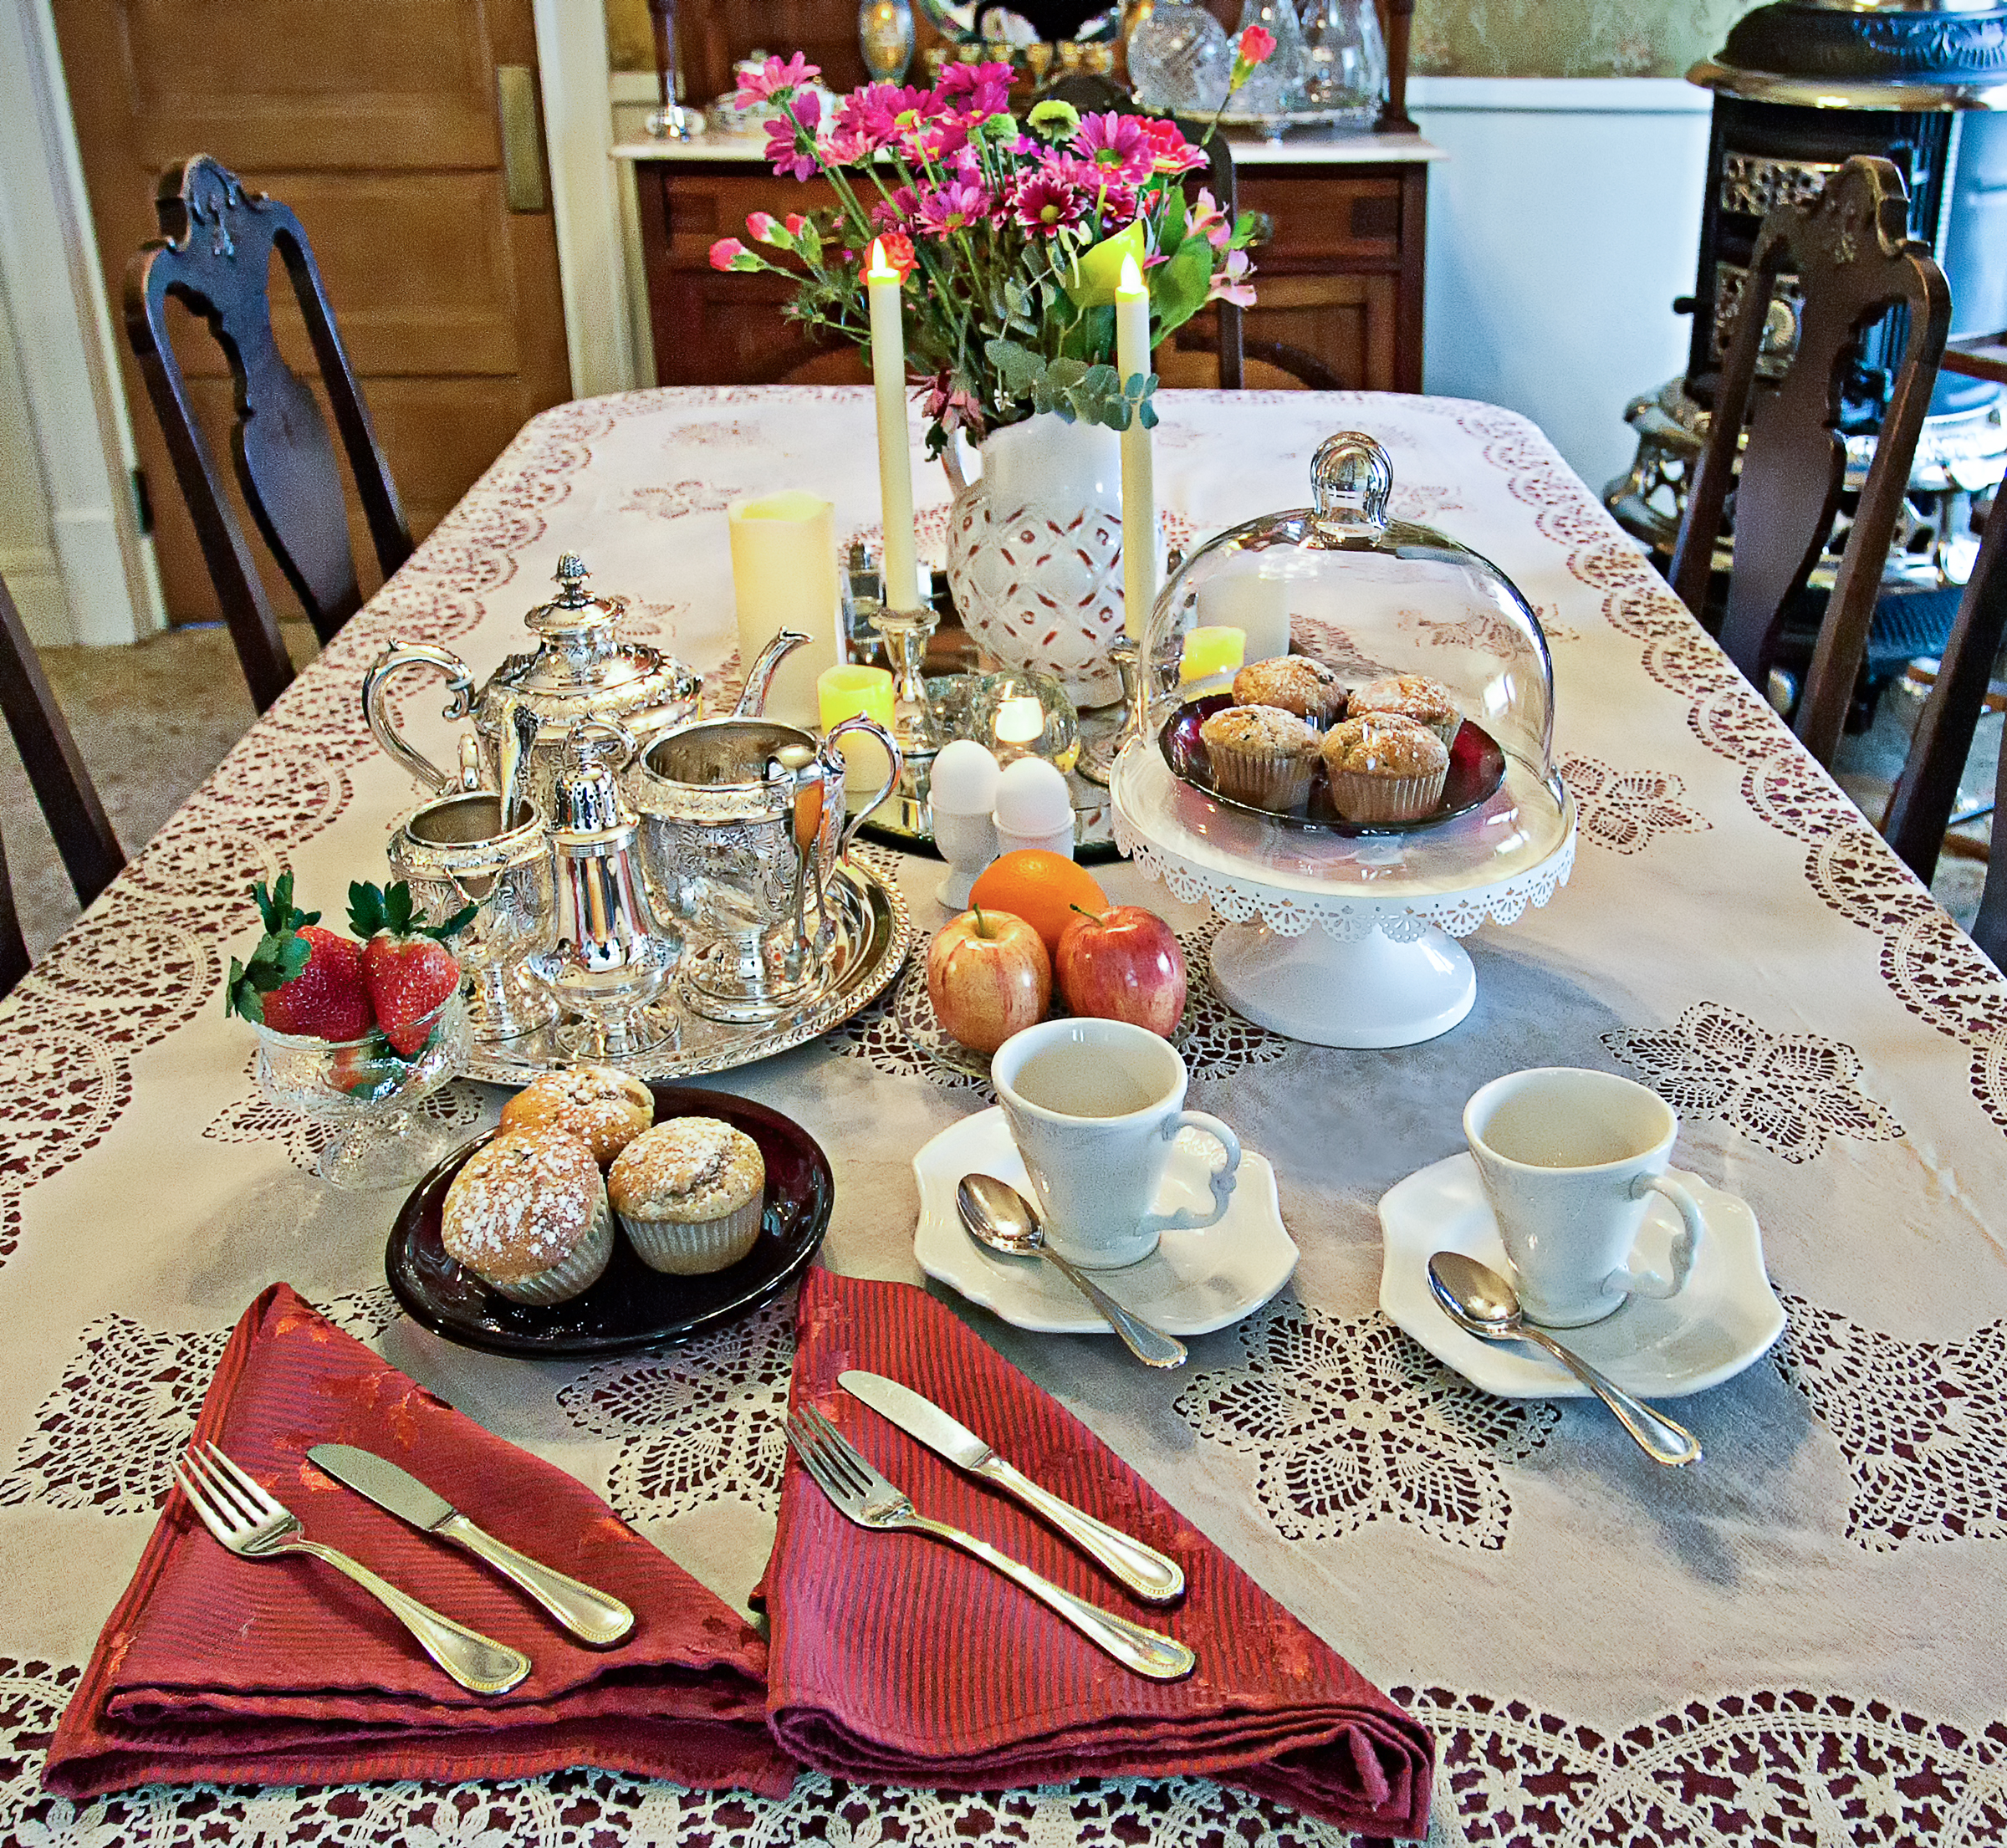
[347, 880, 473, 1057]
[225, 872, 375, 1041]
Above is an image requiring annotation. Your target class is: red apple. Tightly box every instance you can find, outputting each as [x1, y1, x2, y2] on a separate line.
[927, 906, 1052, 1054]
[1056, 905, 1187, 1037]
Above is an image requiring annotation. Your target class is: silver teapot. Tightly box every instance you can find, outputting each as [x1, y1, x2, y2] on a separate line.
[363, 554, 705, 820]
[627, 712, 902, 1024]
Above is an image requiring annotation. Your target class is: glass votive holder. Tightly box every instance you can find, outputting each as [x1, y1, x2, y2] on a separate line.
[970, 670, 1080, 772]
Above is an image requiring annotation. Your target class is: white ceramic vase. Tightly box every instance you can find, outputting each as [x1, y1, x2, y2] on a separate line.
[944, 412, 1163, 707]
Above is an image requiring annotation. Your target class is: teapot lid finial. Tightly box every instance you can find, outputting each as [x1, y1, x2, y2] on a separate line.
[553, 554, 591, 604]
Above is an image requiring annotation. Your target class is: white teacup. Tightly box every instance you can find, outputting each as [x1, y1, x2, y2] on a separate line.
[1463, 1067, 1711, 1328]
[992, 1018, 1241, 1269]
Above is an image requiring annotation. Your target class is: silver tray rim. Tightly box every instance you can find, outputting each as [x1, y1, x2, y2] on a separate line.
[461, 857, 912, 1088]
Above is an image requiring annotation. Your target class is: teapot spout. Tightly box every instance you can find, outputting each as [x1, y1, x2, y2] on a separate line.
[732, 630, 812, 718]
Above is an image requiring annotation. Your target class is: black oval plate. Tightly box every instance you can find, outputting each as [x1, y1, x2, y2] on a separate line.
[1160, 693, 1508, 834]
[386, 1084, 831, 1357]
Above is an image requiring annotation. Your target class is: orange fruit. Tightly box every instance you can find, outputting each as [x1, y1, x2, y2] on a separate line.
[968, 850, 1108, 955]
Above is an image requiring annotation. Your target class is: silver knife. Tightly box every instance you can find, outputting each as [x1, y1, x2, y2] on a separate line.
[838, 1371, 1185, 1604]
[307, 1442, 634, 1646]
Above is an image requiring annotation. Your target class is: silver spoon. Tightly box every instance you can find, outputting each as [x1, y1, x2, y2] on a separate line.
[1427, 1251, 1702, 1468]
[957, 1175, 1187, 1370]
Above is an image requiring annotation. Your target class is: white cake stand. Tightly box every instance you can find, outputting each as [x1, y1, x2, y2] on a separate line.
[1111, 743, 1576, 1048]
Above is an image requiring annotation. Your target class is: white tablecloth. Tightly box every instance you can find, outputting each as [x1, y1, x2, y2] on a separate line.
[3, 387, 2004, 1846]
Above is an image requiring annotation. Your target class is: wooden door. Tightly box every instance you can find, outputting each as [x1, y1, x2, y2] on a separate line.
[52, 0, 573, 625]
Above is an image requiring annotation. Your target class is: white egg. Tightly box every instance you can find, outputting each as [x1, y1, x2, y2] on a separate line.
[928, 739, 1000, 814]
[992, 756, 1072, 833]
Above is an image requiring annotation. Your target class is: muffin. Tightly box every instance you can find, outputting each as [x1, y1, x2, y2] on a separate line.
[442, 1128, 614, 1304]
[1346, 673, 1462, 748]
[1232, 656, 1346, 727]
[1320, 714, 1451, 824]
[1198, 704, 1320, 813]
[500, 1066, 654, 1168]
[608, 1117, 767, 1275]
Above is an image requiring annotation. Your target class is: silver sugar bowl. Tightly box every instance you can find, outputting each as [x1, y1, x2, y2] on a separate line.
[363, 554, 704, 820]
[388, 789, 557, 1044]
[521, 721, 679, 1061]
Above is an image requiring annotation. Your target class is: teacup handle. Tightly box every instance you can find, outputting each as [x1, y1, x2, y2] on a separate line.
[826, 713, 905, 851]
[1606, 1173, 1707, 1301]
[1141, 1111, 1241, 1236]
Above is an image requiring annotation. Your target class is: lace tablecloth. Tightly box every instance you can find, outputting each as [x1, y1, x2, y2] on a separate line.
[3, 387, 2004, 1847]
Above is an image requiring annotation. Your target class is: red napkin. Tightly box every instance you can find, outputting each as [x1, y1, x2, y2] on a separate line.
[760, 1270, 1433, 1838]
[44, 1283, 798, 1800]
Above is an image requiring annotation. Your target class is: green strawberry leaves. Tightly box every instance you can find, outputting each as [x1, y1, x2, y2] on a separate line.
[225, 871, 314, 1022]
[348, 878, 476, 944]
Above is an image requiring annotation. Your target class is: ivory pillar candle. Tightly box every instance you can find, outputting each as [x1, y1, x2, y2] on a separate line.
[1197, 564, 1291, 662]
[1116, 253, 1156, 641]
[728, 491, 840, 727]
[1179, 625, 1246, 687]
[817, 663, 896, 795]
[867, 239, 923, 613]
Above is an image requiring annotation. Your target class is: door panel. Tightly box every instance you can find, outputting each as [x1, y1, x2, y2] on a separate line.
[53, 0, 572, 625]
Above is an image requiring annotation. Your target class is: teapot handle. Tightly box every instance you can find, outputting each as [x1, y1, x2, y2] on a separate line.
[363, 641, 477, 794]
[825, 714, 904, 855]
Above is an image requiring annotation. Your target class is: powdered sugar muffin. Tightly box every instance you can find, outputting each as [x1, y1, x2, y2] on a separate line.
[608, 1117, 766, 1275]
[1232, 656, 1345, 727]
[500, 1066, 654, 1168]
[1198, 704, 1319, 812]
[1345, 673, 1461, 748]
[442, 1128, 613, 1304]
[1320, 713, 1450, 824]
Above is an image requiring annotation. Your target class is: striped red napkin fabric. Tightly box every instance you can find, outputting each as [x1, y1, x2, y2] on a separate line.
[43, 1282, 795, 1800]
[761, 1269, 1434, 1838]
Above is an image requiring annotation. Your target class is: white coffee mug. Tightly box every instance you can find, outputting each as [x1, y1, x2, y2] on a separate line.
[992, 1018, 1241, 1269]
[1463, 1067, 1710, 1329]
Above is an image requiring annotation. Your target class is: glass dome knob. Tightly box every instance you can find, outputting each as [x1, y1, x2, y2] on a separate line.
[1310, 431, 1394, 541]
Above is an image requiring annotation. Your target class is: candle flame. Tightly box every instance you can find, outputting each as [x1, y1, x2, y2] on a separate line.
[1118, 252, 1145, 295]
[869, 237, 894, 279]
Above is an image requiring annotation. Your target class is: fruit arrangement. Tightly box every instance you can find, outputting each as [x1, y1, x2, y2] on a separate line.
[927, 850, 1188, 1057]
[226, 872, 472, 1095]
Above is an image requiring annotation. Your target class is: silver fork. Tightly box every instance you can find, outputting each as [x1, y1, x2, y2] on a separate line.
[174, 1442, 532, 1696]
[787, 1404, 1196, 1681]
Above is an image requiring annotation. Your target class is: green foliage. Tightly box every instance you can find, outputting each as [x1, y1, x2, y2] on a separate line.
[984, 339, 1158, 431]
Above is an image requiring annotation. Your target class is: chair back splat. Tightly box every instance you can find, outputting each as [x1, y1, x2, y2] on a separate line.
[125, 155, 412, 710]
[1668, 155, 1950, 768]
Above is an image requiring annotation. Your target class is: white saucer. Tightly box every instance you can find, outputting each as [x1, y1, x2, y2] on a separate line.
[913, 1108, 1299, 1337]
[1377, 1152, 1785, 1400]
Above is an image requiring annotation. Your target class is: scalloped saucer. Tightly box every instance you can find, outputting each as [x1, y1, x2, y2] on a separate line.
[1378, 1152, 1785, 1399]
[913, 1108, 1299, 1336]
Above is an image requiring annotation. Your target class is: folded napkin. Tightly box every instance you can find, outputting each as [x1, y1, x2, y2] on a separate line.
[761, 1269, 1433, 1838]
[45, 1283, 798, 1800]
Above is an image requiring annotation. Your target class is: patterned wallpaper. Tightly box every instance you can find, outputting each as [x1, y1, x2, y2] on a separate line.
[605, 0, 1753, 81]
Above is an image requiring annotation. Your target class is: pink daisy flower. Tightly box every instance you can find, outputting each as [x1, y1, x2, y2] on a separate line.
[837, 82, 924, 151]
[735, 52, 817, 109]
[763, 92, 821, 182]
[1012, 170, 1087, 233]
[1071, 112, 1154, 184]
[914, 178, 993, 236]
[938, 59, 1013, 120]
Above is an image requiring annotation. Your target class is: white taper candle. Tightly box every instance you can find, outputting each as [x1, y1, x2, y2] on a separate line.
[1116, 252, 1157, 641]
[867, 238, 922, 613]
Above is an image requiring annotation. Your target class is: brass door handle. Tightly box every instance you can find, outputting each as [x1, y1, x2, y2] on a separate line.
[497, 65, 547, 214]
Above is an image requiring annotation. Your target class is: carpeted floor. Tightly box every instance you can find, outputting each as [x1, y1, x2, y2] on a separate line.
[4, 621, 318, 961]
[2, 623, 1995, 968]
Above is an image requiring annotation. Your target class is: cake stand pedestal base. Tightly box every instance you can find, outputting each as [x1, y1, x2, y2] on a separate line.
[1208, 921, 1478, 1049]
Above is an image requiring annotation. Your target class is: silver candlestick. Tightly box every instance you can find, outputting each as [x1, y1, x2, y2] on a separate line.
[868, 598, 942, 763]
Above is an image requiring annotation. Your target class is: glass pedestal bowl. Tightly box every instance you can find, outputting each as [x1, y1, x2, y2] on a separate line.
[255, 993, 472, 1190]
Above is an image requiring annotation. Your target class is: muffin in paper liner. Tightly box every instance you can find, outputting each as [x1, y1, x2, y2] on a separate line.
[1199, 706, 1319, 813]
[488, 1189, 615, 1304]
[1321, 714, 1450, 824]
[618, 1194, 764, 1276]
[1346, 674, 1461, 749]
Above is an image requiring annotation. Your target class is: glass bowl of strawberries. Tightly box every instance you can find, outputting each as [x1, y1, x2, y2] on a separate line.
[228, 872, 475, 1189]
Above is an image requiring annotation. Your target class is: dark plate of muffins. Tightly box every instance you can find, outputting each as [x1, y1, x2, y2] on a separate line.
[386, 1082, 832, 1356]
[1161, 693, 1507, 834]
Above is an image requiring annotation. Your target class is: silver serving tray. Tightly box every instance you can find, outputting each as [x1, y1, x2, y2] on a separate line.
[462, 860, 912, 1087]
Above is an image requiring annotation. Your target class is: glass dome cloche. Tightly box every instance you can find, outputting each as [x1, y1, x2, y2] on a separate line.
[1112, 431, 1575, 1051]
[1137, 429, 1557, 824]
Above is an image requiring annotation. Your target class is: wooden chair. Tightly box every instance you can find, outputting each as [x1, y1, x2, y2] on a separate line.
[0, 572, 124, 995]
[1668, 155, 1951, 768]
[125, 155, 412, 712]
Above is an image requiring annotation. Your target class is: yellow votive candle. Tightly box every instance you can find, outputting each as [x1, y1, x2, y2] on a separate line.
[818, 663, 896, 794]
[728, 490, 840, 727]
[1116, 252, 1156, 641]
[867, 240, 922, 613]
[1179, 625, 1246, 685]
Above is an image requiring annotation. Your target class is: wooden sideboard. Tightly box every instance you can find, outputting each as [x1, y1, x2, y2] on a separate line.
[618, 135, 1443, 394]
